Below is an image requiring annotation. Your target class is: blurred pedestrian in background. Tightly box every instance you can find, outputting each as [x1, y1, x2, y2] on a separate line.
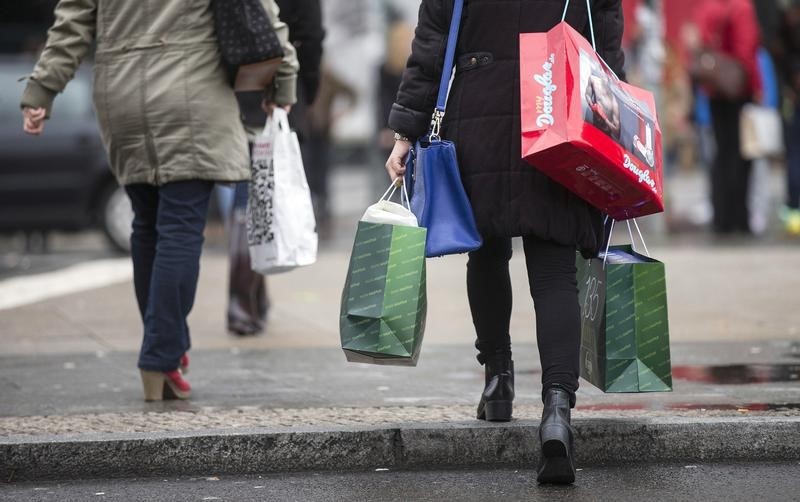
[686, 0, 762, 235]
[276, 0, 327, 228]
[385, 0, 625, 484]
[304, 66, 358, 234]
[225, 1, 302, 336]
[377, 7, 414, 162]
[20, 0, 295, 401]
[777, 0, 800, 235]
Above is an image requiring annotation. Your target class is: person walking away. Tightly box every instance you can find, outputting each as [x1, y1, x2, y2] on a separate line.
[304, 65, 358, 235]
[377, 9, 415, 162]
[20, 0, 280, 401]
[688, 0, 762, 235]
[777, 0, 800, 235]
[275, 0, 326, 233]
[275, 0, 325, 145]
[226, 1, 300, 336]
[385, 0, 624, 484]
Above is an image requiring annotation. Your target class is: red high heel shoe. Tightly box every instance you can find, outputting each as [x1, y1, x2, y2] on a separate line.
[140, 369, 191, 401]
[180, 353, 189, 375]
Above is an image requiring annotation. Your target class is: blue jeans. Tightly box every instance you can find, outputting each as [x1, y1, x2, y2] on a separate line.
[125, 180, 214, 372]
[233, 181, 249, 210]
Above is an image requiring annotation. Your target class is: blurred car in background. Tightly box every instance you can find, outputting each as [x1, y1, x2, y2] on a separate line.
[0, 58, 132, 253]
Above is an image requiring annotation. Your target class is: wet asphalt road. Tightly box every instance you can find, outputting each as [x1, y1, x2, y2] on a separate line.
[2, 463, 799, 502]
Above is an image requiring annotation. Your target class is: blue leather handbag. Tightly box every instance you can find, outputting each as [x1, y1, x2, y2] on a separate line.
[404, 0, 482, 258]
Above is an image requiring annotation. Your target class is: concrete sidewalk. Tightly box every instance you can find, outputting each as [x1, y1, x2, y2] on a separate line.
[2, 159, 800, 479]
[1, 239, 800, 480]
[2, 245, 800, 355]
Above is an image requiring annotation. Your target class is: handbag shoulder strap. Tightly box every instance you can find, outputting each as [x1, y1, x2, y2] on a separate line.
[429, 0, 464, 138]
[435, 0, 465, 113]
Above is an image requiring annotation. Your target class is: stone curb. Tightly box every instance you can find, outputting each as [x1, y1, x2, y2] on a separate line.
[2, 417, 799, 481]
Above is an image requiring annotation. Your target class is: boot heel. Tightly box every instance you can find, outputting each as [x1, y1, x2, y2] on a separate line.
[540, 424, 571, 446]
[541, 438, 568, 458]
[484, 400, 513, 422]
[537, 388, 577, 484]
[538, 426, 575, 484]
[140, 370, 166, 402]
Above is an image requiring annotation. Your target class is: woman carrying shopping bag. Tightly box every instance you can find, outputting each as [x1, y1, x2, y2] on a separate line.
[385, 0, 624, 484]
[21, 0, 297, 401]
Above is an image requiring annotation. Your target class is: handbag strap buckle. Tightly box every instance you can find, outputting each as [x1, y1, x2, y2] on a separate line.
[429, 109, 445, 142]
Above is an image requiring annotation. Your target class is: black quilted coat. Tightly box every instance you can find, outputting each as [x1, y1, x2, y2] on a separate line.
[388, 0, 625, 257]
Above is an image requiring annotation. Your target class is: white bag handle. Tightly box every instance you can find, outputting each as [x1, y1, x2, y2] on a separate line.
[379, 180, 411, 210]
[562, 0, 597, 50]
[601, 216, 650, 268]
[261, 107, 291, 136]
[272, 107, 291, 132]
[361, 181, 417, 227]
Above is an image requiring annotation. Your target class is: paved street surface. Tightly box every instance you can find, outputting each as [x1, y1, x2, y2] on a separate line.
[0, 166, 799, 486]
[0, 341, 798, 434]
[2, 463, 800, 502]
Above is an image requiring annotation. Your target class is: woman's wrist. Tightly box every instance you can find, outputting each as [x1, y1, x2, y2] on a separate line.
[393, 131, 412, 144]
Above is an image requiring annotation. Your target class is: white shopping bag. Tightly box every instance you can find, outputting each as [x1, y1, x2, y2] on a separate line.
[247, 108, 318, 274]
[740, 104, 784, 160]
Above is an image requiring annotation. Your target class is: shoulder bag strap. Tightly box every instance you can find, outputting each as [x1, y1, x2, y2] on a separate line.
[429, 0, 465, 139]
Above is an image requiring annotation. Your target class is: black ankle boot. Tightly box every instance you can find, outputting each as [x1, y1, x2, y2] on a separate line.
[537, 388, 576, 484]
[476, 355, 514, 422]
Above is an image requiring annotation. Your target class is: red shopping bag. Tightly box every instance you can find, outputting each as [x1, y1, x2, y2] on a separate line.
[520, 22, 664, 220]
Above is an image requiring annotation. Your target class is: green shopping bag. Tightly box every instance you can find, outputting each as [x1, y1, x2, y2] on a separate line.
[340, 185, 428, 366]
[577, 244, 672, 392]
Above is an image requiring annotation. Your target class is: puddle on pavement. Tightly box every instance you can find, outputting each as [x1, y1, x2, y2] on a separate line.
[517, 363, 800, 384]
[579, 402, 800, 412]
[672, 364, 800, 384]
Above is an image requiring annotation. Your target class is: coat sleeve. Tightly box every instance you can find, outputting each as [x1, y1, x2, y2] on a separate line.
[20, 0, 97, 117]
[387, 0, 450, 139]
[262, 0, 299, 106]
[592, 0, 626, 82]
[729, 0, 761, 98]
[277, 0, 325, 104]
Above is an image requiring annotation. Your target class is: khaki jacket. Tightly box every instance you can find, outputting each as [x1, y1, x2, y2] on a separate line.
[21, 0, 298, 186]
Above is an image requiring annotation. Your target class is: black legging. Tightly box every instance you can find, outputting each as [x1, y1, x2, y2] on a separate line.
[467, 236, 581, 407]
[709, 98, 752, 233]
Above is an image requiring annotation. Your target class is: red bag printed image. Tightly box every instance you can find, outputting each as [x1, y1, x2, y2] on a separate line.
[520, 22, 664, 220]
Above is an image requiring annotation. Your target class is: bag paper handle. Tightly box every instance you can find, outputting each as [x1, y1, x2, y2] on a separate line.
[602, 216, 651, 267]
[379, 180, 411, 210]
[562, 0, 597, 50]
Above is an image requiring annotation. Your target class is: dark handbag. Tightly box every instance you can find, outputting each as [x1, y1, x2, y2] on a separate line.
[211, 0, 284, 91]
[403, 0, 482, 257]
[690, 50, 747, 100]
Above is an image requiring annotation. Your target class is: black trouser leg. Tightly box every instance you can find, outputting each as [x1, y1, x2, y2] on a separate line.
[466, 238, 513, 365]
[522, 236, 581, 408]
[787, 104, 800, 209]
[709, 98, 752, 233]
[467, 236, 580, 406]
